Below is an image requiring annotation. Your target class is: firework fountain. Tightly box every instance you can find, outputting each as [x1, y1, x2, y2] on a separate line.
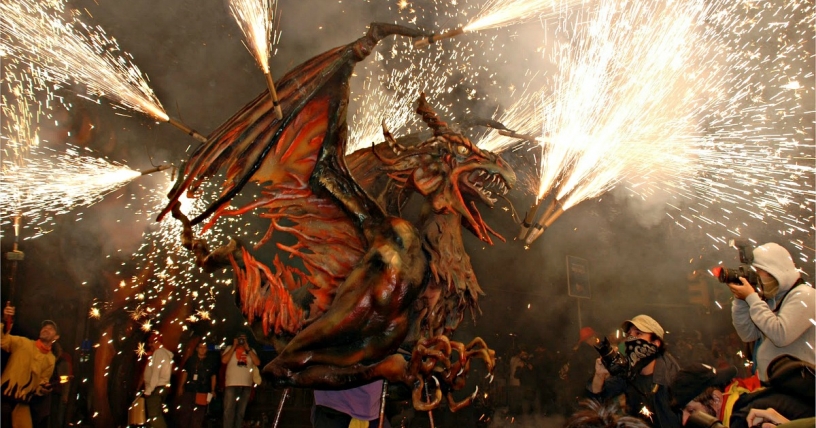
[228, 0, 284, 119]
[0, 0, 208, 142]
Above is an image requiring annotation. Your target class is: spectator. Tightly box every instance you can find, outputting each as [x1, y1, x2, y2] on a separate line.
[670, 357, 814, 428]
[1, 305, 58, 428]
[221, 333, 260, 428]
[507, 348, 530, 416]
[140, 331, 174, 428]
[564, 399, 650, 428]
[589, 314, 682, 428]
[728, 242, 815, 380]
[560, 327, 599, 415]
[176, 339, 216, 428]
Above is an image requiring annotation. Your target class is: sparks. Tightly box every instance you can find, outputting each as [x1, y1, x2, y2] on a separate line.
[0, 0, 168, 121]
[464, 0, 584, 33]
[0, 145, 141, 235]
[228, 0, 280, 74]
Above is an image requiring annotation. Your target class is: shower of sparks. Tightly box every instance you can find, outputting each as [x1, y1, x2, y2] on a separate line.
[478, 82, 546, 154]
[464, 0, 584, 33]
[348, 61, 451, 153]
[0, 144, 141, 236]
[0, 0, 169, 121]
[520, 0, 813, 264]
[537, 0, 711, 210]
[228, 0, 281, 74]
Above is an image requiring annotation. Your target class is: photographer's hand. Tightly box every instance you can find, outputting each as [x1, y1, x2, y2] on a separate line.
[747, 408, 788, 428]
[590, 358, 609, 394]
[728, 278, 756, 300]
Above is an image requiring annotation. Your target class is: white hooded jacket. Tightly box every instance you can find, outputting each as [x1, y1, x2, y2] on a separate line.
[731, 242, 815, 380]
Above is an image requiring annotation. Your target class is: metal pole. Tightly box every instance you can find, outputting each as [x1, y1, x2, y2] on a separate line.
[272, 387, 290, 428]
[377, 380, 388, 428]
[425, 380, 435, 428]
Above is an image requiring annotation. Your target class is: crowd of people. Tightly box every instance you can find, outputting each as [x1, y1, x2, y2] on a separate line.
[1, 241, 813, 428]
[506, 242, 815, 428]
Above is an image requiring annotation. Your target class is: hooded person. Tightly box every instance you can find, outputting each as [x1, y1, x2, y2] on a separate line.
[727, 242, 815, 380]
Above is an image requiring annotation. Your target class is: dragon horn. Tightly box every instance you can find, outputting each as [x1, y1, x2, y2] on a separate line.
[381, 120, 405, 154]
[416, 93, 449, 136]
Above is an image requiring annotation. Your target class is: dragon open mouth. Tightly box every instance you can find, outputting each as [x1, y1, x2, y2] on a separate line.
[463, 169, 510, 206]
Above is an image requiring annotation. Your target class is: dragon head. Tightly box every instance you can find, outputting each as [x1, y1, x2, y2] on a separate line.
[377, 94, 517, 244]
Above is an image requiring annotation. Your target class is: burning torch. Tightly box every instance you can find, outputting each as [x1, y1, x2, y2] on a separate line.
[4, 215, 25, 332]
[413, 27, 465, 48]
[524, 197, 566, 246]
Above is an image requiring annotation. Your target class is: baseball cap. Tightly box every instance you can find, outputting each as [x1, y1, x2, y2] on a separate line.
[621, 315, 664, 340]
[670, 364, 737, 410]
[41, 320, 59, 334]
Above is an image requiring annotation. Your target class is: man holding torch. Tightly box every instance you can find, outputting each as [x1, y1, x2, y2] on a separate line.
[1, 305, 58, 428]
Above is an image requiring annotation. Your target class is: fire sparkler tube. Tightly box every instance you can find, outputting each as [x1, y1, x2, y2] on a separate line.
[413, 27, 465, 49]
[139, 165, 171, 176]
[166, 117, 208, 143]
[498, 129, 539, 142]
[264, 72, 284, 120]
[524, 198, 563, 245]
[517, 199, 543, 240]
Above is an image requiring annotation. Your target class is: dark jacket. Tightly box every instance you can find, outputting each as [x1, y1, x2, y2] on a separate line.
[588, 352, 682, 428]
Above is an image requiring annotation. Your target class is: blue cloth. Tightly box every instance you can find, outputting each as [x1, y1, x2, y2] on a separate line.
[313, 381, 384, 421]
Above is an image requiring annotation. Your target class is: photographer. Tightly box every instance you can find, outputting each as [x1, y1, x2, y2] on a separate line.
[221, 333, 260, 428]
[727, 243, 815, 380]
[589, 315, 681, 428]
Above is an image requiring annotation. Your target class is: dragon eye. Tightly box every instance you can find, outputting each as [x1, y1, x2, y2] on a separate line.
[455, 145, 470, 156]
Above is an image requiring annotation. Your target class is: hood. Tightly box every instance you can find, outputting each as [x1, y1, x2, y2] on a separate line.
[752, 243, 800, 293]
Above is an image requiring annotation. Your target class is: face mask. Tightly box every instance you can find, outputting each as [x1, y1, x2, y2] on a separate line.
[760, 275, 779, 300]
[624, 337, 660, 375]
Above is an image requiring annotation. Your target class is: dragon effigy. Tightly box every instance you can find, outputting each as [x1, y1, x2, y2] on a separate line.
[158, 23, 516, 411]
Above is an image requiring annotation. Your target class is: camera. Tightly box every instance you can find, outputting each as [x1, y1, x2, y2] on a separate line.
[238, 337, 246, 345]
[593, 337, 629, 378]
[715, 266, 758, 286]
[713, 239, 758, 286]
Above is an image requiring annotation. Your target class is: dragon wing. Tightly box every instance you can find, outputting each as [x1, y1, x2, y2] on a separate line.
[158, 24, 426, 337]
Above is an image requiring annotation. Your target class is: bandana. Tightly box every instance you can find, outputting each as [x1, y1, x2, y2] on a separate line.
[35, 339, 52, 354]
[624, 337, 660, 375]
[760, 276, 780, 300]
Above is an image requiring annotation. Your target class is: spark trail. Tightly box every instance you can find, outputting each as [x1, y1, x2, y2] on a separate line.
[0, 0, 168, 121]
[228, 0, 283, 119]
[0, 145, 140, 237]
